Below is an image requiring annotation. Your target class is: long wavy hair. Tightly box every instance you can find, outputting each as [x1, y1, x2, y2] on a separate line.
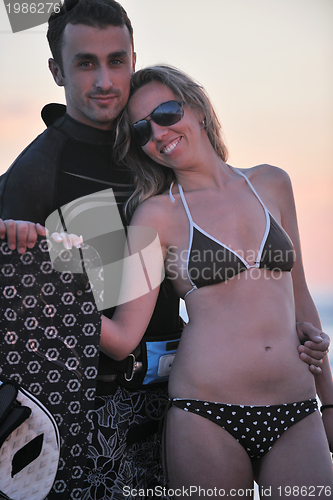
[117, 65, 228, 220]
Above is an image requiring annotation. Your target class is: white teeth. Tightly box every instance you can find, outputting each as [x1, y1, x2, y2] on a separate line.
[162, 137, 180, 154]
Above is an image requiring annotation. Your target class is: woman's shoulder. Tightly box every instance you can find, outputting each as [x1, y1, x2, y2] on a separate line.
[130, 191, 173, 228]
[236, 164, 292, 195]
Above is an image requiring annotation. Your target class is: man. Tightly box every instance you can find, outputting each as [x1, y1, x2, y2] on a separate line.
[0, 0, 330, 498]
[0, 1, 181, 498]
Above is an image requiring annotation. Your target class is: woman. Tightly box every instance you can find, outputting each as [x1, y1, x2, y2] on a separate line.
[1, 65, 332, 496]
[98, 65, 333, 496]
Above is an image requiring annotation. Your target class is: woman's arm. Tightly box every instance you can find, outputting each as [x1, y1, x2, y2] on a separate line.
[100, 284, 161, 360]
[100, 197, 169, 360]
[273, 167, 333, 449]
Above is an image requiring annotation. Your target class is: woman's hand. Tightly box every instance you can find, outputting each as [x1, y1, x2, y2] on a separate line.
[0, 218, 46, 253]
[51, 232, 83, 250]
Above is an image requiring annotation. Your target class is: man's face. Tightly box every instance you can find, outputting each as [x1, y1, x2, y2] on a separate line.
[50, 23, 136, 130]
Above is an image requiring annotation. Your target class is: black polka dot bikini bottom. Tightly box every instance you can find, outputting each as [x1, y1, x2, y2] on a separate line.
[171, 398, 318, 460]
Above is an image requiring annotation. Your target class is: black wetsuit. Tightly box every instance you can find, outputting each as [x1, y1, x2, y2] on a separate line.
[0, 104, 179, 497]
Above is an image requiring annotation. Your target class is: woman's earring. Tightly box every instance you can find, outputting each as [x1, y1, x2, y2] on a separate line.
[201, 118, 207, 129]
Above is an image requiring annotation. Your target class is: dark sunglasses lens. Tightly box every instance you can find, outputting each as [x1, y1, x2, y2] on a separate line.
[132, 101, 184, 146]
[153, 101, 184, 126]
[132, 120, 151, 146]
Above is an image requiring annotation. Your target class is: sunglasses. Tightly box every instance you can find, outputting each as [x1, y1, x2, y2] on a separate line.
[131, 100, 185, 146]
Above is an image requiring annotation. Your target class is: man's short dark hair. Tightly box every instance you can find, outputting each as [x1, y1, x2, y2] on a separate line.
[47, 0, 134, 72]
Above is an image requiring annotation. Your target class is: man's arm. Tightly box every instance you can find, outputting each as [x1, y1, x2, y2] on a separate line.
[294, 296, 333, 451]
[0, 127, 62, 224]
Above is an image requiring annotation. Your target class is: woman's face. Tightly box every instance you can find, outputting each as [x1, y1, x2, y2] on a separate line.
[128, 81, 205, 171]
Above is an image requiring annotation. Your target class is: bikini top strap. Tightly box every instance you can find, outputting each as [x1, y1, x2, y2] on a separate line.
[231, 166, 267, 211]
[178, 184, 194, 225]
[169, 182, 176, 203]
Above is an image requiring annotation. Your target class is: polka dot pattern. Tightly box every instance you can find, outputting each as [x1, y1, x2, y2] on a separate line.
[172, 398, 318, 460]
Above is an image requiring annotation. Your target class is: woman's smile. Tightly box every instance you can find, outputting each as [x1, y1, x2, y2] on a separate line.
[161, 136, 182, 155]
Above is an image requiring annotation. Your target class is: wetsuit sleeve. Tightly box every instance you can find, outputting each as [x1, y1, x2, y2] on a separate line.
[0, 127, 64, 225]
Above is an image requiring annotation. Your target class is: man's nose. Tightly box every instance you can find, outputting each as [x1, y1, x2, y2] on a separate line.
[95, 66, 113, 90]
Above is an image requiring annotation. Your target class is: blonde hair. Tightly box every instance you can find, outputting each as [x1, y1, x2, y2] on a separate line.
[117, 65, 228, 219]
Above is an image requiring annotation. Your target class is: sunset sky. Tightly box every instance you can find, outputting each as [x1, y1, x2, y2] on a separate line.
[0, 0, 332, 295]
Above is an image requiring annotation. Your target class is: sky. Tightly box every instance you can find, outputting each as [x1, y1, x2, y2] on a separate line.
[0, 0, 332, 295]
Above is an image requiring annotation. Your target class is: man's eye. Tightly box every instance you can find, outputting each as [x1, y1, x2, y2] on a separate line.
[79, 61, 93, 68]
[111, 59, 123, 65]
